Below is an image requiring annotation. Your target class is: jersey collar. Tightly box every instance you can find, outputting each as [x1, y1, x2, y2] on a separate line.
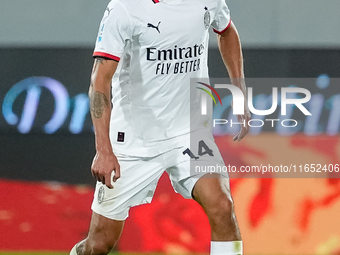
[152, 0, 183, 4]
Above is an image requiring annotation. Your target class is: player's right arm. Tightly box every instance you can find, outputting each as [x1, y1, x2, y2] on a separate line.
[89, 57, 120, 189]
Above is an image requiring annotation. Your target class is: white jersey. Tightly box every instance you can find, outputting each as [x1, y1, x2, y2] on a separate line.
[93, 0, 231, 156]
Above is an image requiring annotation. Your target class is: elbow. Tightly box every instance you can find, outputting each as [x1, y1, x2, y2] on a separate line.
[88, 85, 92, 98]
[89, 70, 98, 95]
[89, 75, 95, 97]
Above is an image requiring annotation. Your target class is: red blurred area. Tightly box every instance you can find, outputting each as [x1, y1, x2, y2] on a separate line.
[0, 135, 340, 254]
[0, 175, 210, 253]
[0, 180, 93, 251]
[120, 174, 211, 254]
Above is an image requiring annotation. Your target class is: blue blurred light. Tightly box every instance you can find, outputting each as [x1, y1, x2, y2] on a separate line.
[316, 74, 330, 89]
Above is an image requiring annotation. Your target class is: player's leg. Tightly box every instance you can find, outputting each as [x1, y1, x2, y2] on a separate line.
[169, 171, 242, 254]
[192, 174, 241, 241]
[70, 153, 165, 255]
[167, 129, 242, 255]
[192, 174, 242, 254]
[70, 212, 124, 255]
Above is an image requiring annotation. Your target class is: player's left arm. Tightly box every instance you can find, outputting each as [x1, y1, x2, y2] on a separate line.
[217, 21, 251, 141]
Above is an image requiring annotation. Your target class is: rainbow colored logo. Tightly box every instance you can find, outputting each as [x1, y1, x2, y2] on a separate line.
[196, 82, 223, 106]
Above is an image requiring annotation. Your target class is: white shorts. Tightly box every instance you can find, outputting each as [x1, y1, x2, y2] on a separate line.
[91, 130, 227, 220]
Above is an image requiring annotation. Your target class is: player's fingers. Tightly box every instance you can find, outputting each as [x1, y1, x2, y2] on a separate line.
[93, 169, 104, 184]
[92, 168, 99, 181]
[238, 125, 250, 141]
[99, 174, 105, 185]
[238, 127, 247, 140]
[104, 173, 113, 189]
[113, 170, 120, 182]
[113, 165, 121, 182]
[233, 132, 240, 141]
[237, 131, 246, 141]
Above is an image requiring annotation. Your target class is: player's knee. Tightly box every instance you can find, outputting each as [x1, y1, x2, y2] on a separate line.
[207, 196, 234, 224]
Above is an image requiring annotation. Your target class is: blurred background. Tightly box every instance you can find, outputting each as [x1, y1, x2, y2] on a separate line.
[0, 0, 339, 254]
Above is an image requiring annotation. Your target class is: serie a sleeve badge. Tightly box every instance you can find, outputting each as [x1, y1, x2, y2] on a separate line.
[204, 6, 211, 29]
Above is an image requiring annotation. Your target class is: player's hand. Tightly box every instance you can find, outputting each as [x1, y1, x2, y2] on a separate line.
[91, 150, 120, 189]
[233, 104, 251, 142]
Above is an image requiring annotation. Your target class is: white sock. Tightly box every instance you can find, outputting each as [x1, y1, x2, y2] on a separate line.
[210, 241, 243, 255]
[70, 243, 78, 255]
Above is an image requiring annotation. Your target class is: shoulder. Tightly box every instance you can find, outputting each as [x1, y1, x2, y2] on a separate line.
[206, 0, 230, 17]
[107, 0, 142, 11]
[202, 0, 222, 7]
[197, 0, 226, 14]
[107, 0, 127, 11]
[208, 0, 228, 10]
[104, 0, 134, 25]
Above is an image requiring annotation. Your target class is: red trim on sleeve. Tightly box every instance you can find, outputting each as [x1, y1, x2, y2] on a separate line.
[93, 52, 120, 62]
[152, 0, 160, 3]
[213, 20, 232, 35]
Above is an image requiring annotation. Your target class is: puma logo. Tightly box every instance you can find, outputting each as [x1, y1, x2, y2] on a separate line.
[147, 22, 161, 33]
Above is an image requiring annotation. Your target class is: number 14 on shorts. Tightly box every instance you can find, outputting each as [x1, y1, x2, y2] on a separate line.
[183, 140, 214, 160]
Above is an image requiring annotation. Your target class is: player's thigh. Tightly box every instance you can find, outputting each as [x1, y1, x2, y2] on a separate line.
[167, 129, 229, 200]
[86, 211, 124, 246]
